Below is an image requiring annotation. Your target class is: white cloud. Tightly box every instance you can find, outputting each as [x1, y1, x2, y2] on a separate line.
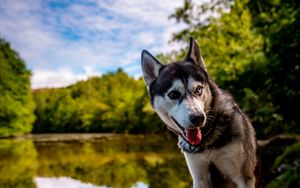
[98, 0, 183, 26]
[0, 0, 186, 88]
[135, 32, 156, 46]
[31, 66, 100, 89]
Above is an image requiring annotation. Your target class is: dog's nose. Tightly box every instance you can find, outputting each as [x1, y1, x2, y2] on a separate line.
[190, 114, 205, 126]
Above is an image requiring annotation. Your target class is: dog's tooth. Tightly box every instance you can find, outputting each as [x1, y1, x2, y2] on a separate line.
[190, 145, 196, 152]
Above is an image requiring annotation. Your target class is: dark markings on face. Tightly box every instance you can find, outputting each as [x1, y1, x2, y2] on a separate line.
[178, 93, 187, 105]
[149, 61, 208, 105]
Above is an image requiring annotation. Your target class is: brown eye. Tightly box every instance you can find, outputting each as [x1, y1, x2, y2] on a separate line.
[194, 86, 203, 96]
[168, 90, 181, 100]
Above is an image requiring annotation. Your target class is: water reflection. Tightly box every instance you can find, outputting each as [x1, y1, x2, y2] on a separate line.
[0, 135, 192, 188]
[35, 177, 148, 188]
[0, 139, 37, 188]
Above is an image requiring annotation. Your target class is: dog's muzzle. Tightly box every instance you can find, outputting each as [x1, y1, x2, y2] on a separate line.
[170, 116, 203, 145]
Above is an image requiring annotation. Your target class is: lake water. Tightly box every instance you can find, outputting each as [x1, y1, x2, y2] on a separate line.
[0, 134, 192, 188]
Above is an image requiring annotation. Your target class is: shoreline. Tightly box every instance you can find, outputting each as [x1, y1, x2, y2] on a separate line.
[0, 133, 171, 142]
[2, 133, 299, 144]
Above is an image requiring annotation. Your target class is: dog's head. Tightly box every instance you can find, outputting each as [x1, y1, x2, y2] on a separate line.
[141, 38, 214, 145]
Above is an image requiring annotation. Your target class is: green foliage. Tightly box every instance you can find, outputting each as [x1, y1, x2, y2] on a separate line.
[0, 38, 35, 137]
[33, 69, 162, 133]
[248, 0, 300, 135]
[268, 141, 300, 188]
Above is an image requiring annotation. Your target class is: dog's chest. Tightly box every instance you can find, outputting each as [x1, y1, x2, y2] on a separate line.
[183, 150, 213, 165]
[183, 141, 244, 170]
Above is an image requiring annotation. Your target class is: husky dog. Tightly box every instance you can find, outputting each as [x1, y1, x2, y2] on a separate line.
[141, 38, 257, 188]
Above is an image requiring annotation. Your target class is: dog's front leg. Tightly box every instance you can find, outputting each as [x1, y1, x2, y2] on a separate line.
[184, 152, 212, 188]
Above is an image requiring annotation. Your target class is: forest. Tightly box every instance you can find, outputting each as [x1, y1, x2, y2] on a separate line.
[32, 70, 161, 134]
[0, 0, 299, 187]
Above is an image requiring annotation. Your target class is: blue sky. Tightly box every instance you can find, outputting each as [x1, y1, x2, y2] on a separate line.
[0, 0, 185, 88]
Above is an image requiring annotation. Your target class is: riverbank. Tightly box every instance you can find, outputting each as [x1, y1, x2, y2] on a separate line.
[2, 132, 300, 144]
[2, 133, 173, 142]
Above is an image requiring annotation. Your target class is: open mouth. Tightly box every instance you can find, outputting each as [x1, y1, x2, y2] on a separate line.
[185, 127, 202, 145]
[170, 116, 202, 145]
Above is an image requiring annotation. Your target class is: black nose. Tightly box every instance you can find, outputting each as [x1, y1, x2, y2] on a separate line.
[190, 114, 205, 126]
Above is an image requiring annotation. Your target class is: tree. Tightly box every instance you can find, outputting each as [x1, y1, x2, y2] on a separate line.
[248, 0, 300, 134]
[0, 38, 35, 137]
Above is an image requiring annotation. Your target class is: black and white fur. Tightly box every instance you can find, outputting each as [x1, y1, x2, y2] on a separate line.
[141, 38, 257, 188]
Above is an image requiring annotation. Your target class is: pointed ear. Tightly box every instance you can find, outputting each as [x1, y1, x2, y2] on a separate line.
[185, 37, 207, 71]
[141, 50, 163, 87]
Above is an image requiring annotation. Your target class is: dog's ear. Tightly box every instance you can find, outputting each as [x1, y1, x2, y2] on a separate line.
[141, 50, 163, 87]
[185, 37, 207, 71]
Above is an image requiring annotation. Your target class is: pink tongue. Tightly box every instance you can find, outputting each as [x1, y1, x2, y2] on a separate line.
[185, 127, 202, 145]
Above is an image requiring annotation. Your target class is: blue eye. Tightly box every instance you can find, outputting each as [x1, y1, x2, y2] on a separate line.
[168, 90, 181, 100]
[194, 86, 203, 96]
